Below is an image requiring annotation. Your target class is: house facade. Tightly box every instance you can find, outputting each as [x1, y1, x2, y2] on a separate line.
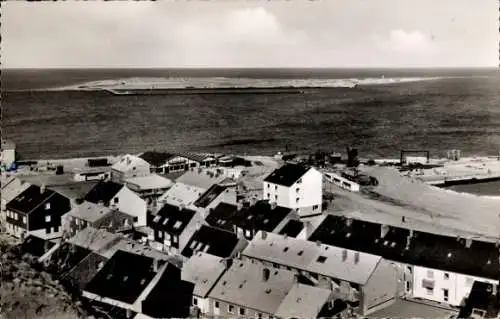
[263, 163, 323, 218]
[139, 151, 216, 174]
[5, 184, 71, 239]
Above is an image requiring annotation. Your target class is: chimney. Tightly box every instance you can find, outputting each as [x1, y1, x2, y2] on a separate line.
[465, 238, 473, 248]
[261, 231, 267, 240]
[380, 224, 389, 238]
[223, 258, 233, 270]
[316, 240, 321, 247]
[345, 217, 352, 227]
[342, 249, 348, 262]
[98, 200, 105, 206]
[40, 184, 46, 194]
[270, 202, 277, 210]
[354, 252, 360, 264]
[283, 233, 288, 239]
[262, 268, 270, 282]
[153, 259, 159, 272]
[405, 235, 411, 249]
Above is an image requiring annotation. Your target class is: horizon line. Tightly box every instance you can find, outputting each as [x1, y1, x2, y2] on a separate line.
[4, 66, 499, 70]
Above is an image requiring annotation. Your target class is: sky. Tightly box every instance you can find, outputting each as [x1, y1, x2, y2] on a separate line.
[2, 0, 499, 68]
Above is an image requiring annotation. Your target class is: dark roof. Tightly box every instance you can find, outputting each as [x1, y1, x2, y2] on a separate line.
[205, 202, 239, 232]
[317, 299, 348, 319]
[458, 281, 500, 319]
[150, 203, 197, 235]
[309, 215, 500, 280]
[6, 185, 55, 214]
[139, 151, 176, 167]
[62, 252, 108, 291]
[207, 200, 292, 233]
[193, 184, 228, 208]
[85, 250, 163, 304]
[47, 242, 92, 276]
[278, 219, 304, 238]
[181, 225, 240, 258]
[20, 235, 56, 258]
[86, 299, 137, 319]
[83, 180, 123, 204]
[141, 263, 194, 319]
[263, 163, 311, 187]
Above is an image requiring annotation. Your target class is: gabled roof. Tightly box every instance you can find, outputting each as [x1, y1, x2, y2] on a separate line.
[264, 163, 311, 187]
[48, 242, 92, 276]
[61, 252, 108, 290]
[208, 258, 296, 315]
[6, 185, 55, 214]
[181, 225, 240, 259]
[157, 182, 205, 209]
[112, 154, 150, 172]
[66, 201, 113, 223]
[142, 263, 194, 319]
[139, 151, 176, 167]
[278, 220, 304, 238]
[176, 169, 227, 190]
[181, 252, 227, 298]
[85, 250, 164, 304]
[206, 201, 293, 234]
[49, 181, 98, 201]
[150, 203, 197, 236]
[205, 202, 239, 232]
[20, 235, 56, 258]
[243, 231, 382, 285]
[83, 180, 123, 204]
[274, 283, 332, 319]
[309, 215, 500, 280]
[193, 184, 229, 209]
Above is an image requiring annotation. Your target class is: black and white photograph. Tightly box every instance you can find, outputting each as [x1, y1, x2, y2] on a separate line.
[1, 0, 499, 318]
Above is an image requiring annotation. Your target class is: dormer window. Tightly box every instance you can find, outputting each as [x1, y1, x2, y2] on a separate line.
[45, 203, 51, 210]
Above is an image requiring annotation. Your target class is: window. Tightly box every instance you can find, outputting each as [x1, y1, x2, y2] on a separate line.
[158, 231, 163, 239]
[274, 185, 277, 190]
[427, 270, 434, 279]
[313, 205, 319, 211]
[257, 313, 263, 319]
[296, 197, 299, 203]
[275, 195, 278, 200]
[45, 203, 51, 210]
[267, 183, 270, 188]
[443, 289, 449, 302]
[114, 197, 119, 204]
[239, 307, 246, 315]
[444, 273, 450, 280]
[133, 217, 138, 223]
[228, 305, 234, 313]
[214, 301, 220, 309]
[426, 287, 434, 295]
[153, 215, 162, 223]
[22, 216, 27, 224]
[45, 215, 51, 223]
[296, 188, 300, 193]
[173, 221, 182, 229]
[173, 236, 178, 244]
[316, 256, 327, 263]
[192, 297, 198, 306]
[298, 250, 304, 256]
[297, 178, 302, 184]
[267, 193, 270, 199]
[283, 247, 289, 252]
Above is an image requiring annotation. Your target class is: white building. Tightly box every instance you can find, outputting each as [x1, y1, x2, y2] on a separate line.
[111, 154, 151, 182]
[323, 172, 360, 192]
[1, 139, 16, 169]
[263, 163, 323, 218]
[125, 174, 173, 200]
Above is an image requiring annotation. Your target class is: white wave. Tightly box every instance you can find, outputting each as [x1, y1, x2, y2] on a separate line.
[37, 75, 458, 92]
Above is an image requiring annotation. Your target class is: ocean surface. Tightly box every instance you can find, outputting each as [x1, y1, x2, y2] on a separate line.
[2, 68, 500, 160]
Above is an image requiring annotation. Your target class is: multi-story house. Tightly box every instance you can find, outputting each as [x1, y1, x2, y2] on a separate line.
[308, 215, 500, 308]
[263, 163, 323, 218]
[242, 231, 399, 315]
[5, 184, 71, 239]
[111, 154, 151, 183]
